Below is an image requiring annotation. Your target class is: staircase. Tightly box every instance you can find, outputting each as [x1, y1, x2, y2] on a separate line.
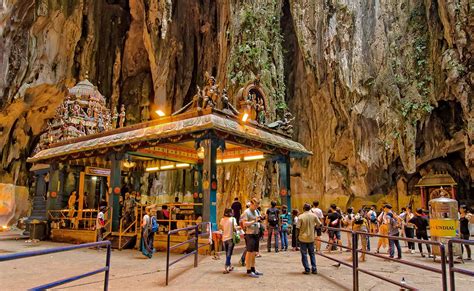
[105, 232, 137, 249]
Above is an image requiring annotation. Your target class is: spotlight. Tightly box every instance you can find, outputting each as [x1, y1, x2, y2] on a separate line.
[242, 113, 249, 122]
[156, 110, 165, 117]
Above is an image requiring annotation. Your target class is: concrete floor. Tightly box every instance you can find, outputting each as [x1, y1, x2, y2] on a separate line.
[0, 237, 473, 290]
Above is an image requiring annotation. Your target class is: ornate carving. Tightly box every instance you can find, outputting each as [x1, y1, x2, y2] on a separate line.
[267, 111, 295, 135]
[36, 78, 115, 151]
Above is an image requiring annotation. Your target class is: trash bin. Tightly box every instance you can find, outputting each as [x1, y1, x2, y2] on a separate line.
[28, 219, 47, 240]
[429, 197, 461, 257]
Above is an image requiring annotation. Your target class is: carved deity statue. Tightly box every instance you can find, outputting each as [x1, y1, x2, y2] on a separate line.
[118, 104, 126, 128]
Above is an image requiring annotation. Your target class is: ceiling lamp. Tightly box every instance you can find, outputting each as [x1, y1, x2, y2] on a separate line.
[156, 109, 165, 117]
[145, 167, 159, 172]
[216, 159, 223, 164]
[160, 164, 175, 170]
[243, 155, 265, 161]
[176, 163, 190, 168]
[222, 157, 241, 163]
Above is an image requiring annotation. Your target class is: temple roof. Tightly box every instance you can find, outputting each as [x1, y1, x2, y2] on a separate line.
[27, 110, 312, 163]
[415, 171, 457, 187]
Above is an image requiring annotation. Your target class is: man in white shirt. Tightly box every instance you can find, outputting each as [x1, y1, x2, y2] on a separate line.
[311, 201, 324, 252]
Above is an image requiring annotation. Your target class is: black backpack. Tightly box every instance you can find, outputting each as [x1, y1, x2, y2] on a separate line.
[268, 208, 278, 226]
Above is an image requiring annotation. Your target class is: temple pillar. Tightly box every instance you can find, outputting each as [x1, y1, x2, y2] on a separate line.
[420, 187, 426, 209]
[278, 156, 291, 211]
[109, 153, 123, 231]
[47, 163, 60, 211]
[202, 138, 218, 230]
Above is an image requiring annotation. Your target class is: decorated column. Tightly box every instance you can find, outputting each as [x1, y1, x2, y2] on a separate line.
[201, 138, 218, 230]
[278, 156, 291, 211]
[109, 153, 123, 231]
[47, 163, 60, 211]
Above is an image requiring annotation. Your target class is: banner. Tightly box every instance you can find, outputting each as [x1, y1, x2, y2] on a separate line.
[430, 219, 457, 237]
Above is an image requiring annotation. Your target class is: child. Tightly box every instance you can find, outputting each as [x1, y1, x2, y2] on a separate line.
[291, 209, 300, 251]
[279, 205, 291, 251]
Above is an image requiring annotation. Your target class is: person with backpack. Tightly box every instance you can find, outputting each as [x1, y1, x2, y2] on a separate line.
[386, 211, 402, 259]
[325, 204, 342, 253]
[409, 208, 432, 258]
[352, 210, 369, 262]
[266, 201, 280, 252]
[140, 205, 157, 258]
[279, 205, 291, 251]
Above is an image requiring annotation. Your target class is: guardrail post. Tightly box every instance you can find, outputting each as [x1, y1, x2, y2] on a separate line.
[447, 240, 454, 291]
[194, 224, 199, 267]
[166, 231, 171, 286]
[352, 231, 359, 291]
[439, 243, 447, 291]
[104, 242, 111, 291]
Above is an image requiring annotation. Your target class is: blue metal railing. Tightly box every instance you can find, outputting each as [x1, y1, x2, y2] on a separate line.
[0, 241, 111, 290]
[165, 222, 211, 286]
[448, 238, 474, 290]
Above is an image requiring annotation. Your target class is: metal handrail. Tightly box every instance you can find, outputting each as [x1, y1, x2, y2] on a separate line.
[118, 207, 139, 250]
[448, 238, 474, 290]
[0, 241, 111, 290]
[315, 226, 448, 291]
[165, 222, 211, 286]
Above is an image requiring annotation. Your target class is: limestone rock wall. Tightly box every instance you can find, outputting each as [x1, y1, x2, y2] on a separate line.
[0, 1, 472, 214]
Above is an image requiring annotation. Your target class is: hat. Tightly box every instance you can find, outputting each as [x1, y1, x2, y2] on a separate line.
[384, 204, 393, 209]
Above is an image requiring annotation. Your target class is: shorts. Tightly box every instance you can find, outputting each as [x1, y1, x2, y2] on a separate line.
[328, 230, 341, 240]
[245, 234, 260, 252]
[315, 226, 322, 237]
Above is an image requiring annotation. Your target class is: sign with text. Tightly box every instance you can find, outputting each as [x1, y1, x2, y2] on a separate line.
[85, 167, 110, 177]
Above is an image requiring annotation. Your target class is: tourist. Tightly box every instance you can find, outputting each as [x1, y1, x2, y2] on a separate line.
[241, 198, 264, 278]
[140, 206, 155, 258]
[310, 201, 324, 252]
[171, 196, 180, 230]
[291, 209, 300, 251]
[239, 201, 250, 266]
[325, 204, 342, 253]
[231, 197, 242, 223]
[386, 211, 402, 259]
[352, 210, 369, 262]
[266, 200, 280, 252]
[409, 208, 432, 258]
[458, 205, 473, 260]
[376, 205, 390, 253]
[83, 192, 89, 209]
[219, 208, 239, 273]
[279, 205, 291, 251]
[400, 206, 415, 253]
[297, 203, 322, 274]
[343, 207, 355, 251]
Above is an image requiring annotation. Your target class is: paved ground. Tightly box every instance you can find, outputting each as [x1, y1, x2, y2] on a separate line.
[1, 237, 473, 290]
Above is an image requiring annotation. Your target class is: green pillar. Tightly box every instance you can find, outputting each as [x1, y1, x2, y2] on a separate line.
[278, 156, 291, 212]
[202, 138, 218, 230]
[47, 163, 60, 211]
[109, 153, 123, 232]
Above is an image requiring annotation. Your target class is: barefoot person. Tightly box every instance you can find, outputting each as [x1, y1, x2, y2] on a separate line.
[140, 206, 156, 258]
[241, 198, 264, 278]
[297, 203, 322, 274]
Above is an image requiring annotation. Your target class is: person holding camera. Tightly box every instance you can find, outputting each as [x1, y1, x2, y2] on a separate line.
[241, 198, 264, 278]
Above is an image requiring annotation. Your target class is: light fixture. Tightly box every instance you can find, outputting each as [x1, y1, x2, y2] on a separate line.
[242, 113, 249, 122]
[216, 159, 223, 164]
[146, 167, 159, 172]
[156, 110, 165, 117]
[91, 176, 98, 181]
[176, 163, 190, 168]
[2, 225, 8, 230]
[243, 155, 265, 161]
[123, 159, 136, 168]
[222, 157, 241, 163]
[160, 165, 175, 170]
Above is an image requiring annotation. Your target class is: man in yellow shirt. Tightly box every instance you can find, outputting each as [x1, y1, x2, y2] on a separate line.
[297, 203, 322, 274]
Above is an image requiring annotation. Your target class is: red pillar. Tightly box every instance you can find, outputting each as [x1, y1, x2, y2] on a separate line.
[420, 187, 426, 209]
[451, 186, 456, 200]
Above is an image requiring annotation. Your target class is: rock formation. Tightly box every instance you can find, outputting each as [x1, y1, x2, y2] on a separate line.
[0, 0, 472, 213]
